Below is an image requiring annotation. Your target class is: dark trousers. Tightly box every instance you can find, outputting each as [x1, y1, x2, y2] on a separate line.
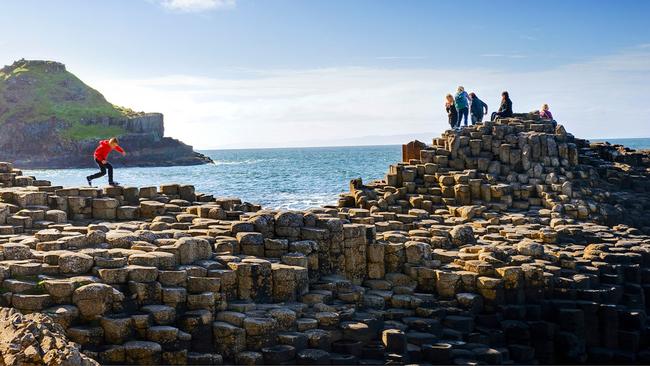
[449, 115, 457, 129]
[87, 159, 113, 183]
[491, 112, 511, 121]
[457, 107, 469, 127]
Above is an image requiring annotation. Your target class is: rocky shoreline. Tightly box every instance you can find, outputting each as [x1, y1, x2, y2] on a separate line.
[1, 114, 650, 365]
[0, 113, 214, 169]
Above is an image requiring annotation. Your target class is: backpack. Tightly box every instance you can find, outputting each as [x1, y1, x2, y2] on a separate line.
[455, 92, 467, 109]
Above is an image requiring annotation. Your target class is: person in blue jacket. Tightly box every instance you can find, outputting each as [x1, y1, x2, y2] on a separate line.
[469, 92, 488, 125]
[454, 86, 470, 128]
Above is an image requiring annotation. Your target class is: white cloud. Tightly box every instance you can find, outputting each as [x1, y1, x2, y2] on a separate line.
[156, 0, 235, 12]
[519, 34, 538, 41]
[90, 48, 650, 149]
[481, 53, 527, 59]
[376, 56, 428, 60]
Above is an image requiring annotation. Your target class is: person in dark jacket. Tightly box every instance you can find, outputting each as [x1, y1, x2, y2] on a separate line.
[445, 93, 458, 129]
[469, 92, 488, 124]
[490, 91, 513, 121]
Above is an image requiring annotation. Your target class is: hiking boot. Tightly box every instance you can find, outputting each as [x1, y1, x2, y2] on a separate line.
[109, 181, 121, 186]
[86, 177, 92, 187]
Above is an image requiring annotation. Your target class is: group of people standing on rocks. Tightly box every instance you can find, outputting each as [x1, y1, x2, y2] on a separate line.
[445, 87, 488, 129]
[445, 87, 553, 130]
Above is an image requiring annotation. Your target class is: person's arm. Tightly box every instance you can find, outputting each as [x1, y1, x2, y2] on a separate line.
[114, 145, 126, 155]
[483, 101, 488, 114]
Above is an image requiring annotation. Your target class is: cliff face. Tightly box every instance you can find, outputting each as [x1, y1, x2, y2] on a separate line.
[0, 59, 212, 168]
[0, 112, 212, 168]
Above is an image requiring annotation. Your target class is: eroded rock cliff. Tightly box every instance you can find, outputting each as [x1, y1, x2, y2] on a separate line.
[0, 59, 212, 168]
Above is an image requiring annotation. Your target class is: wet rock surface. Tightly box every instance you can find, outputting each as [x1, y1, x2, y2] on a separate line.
[1, 114, 650, 364]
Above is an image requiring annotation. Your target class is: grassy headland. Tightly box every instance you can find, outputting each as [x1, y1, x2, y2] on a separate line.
[0, 59, 140, 140]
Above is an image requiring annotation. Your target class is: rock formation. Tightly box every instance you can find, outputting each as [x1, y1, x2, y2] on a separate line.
[0, 308, 99, 365]
[0, 60, 212, 168]
[1, 114, 650, 364]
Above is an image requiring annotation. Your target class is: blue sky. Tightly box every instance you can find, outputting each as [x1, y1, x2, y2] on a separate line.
[1, 0, 649, 148]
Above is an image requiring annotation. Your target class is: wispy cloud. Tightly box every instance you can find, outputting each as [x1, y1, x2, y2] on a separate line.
[92, 49, 650, 149]
[155, 0, 236, 13]
[519, 34, 538, 41]
[481, 53, 527, 59]
[376, 56, 428, 60]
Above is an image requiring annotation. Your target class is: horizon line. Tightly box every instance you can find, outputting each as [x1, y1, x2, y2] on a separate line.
[195, 136, 650, 151]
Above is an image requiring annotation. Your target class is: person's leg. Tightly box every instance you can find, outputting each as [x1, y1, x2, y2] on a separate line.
[471, 114, 477, 125]
[490, 112, 497, 121]
[462, 108, 469, 126]
[87, 160, 107, 181]
[106, 162, 114, 184]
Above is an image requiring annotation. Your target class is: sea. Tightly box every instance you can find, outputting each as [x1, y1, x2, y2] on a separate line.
[23, 138, 650, 210]
[25, 145, 400, 210]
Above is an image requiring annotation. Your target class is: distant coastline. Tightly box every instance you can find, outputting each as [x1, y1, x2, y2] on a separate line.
[199, 136, 650, 152]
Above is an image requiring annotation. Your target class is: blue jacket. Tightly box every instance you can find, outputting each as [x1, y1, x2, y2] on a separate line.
[455, 91, 469, 109]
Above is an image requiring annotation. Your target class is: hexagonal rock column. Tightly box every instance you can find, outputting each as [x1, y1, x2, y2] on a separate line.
[92, 198, 119, 220]
[228, 258, 273, 302]
[271, 263, 309, 302]
[139, 200, 165, 219]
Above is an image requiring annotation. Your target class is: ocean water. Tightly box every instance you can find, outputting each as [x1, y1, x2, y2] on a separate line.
[24, 145, 401, 210]
[22, 138, 650, 210]
[591, 138, 650, 151]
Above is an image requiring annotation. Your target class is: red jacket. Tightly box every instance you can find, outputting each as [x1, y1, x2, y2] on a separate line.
[94, 140, 124, 161]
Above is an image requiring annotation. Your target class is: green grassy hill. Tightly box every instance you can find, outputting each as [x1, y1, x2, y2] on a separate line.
[0, 59, 213, 168]
[0, 59, 141, 140]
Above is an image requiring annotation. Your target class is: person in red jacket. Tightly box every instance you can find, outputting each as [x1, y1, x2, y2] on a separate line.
[86, 137, 126, 186]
